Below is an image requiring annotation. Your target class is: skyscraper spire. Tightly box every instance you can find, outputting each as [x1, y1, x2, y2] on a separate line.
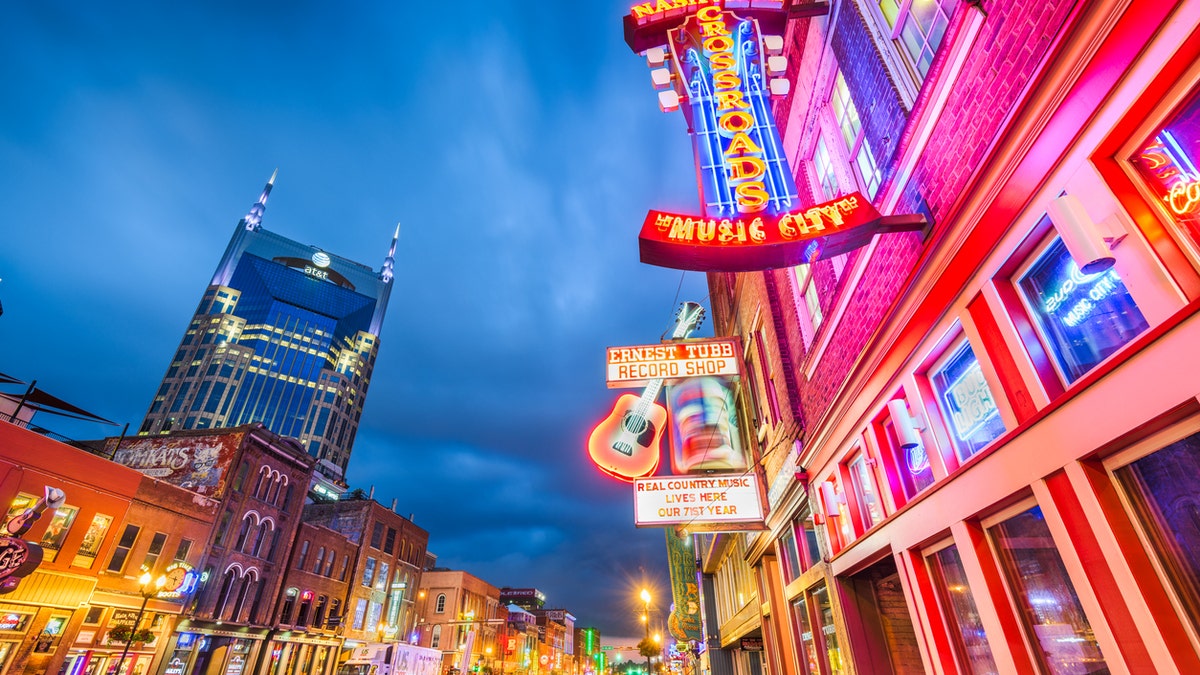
[241, 169, 278, 232]
[381, 222, 399, 282]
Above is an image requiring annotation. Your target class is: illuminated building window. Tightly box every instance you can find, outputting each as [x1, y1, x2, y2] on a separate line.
[830, 70, 880, 198]
[435, 593, 447, 613]
[875, 0, 962, 84]
[812, 136, 840, 201]
[793, 264, 823, 348]
[1016, 236, 1148, 383]
[352, 599, 367, 630]
[988, 505, 1108, 672]
[1115, 430, 1200, 635]
[930, 338, 1005, 462]
[926, 543, 998, 673]
[1132, 84, 1200, 259]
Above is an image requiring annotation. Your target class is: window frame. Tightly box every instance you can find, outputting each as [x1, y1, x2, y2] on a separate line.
[1102, 417, 1200, 653]
[867, 0, 964, 95]
[829, 69, 882, 199]
[1011, 232, 1150, 387]
[926, 333, 1007, 464]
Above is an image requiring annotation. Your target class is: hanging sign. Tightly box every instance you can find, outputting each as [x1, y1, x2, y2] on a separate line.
[639, 192, 927, 272]
[606, 337, 741, 388]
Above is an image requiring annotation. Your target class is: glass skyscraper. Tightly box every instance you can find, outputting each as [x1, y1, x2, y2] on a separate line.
[138, 173, 396, 472]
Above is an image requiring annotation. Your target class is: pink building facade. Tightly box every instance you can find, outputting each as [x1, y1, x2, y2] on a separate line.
[692, 0, 1200, 674]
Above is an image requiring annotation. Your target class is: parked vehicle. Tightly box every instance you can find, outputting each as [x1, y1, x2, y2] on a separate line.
[337, 642, 442, 675]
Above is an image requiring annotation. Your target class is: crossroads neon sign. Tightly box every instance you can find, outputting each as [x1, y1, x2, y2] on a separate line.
[624, 2, 926, 272]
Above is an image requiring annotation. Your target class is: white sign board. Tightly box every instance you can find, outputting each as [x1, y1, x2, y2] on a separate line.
[606, 337, 742, 388]
[633, 475, 764, 527]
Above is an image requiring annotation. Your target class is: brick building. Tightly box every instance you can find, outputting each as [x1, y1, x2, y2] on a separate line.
[416, 571, 502, 675]
[301, 497, 428, 650]
[652, 0, 1200, 674]
[268, 519, 357, 675]
[0, 416, 216, 675]
[109, 425, 315, 675]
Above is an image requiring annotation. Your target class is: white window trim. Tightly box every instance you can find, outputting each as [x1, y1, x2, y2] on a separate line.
[925, 331, 1007, 464]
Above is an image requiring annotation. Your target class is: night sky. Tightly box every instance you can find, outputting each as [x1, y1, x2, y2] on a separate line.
[0, 2, 712, 642]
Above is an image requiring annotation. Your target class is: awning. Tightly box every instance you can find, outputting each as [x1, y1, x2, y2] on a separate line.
[0, 387, 117, 425]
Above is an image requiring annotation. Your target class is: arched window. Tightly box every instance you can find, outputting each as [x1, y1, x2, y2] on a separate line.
[254, 467, 270, 499]
[314, 595, 328, 629]
[431, 625, 442, 649]
[267, 475, 283, 505]
[233, 514, 255, 552]
[252, 519, 274, 557]
[435, 593, 446, 613]
[233, 574, 254, 622]
[214, 566, 241, 620]
[313, 547, 326, 574]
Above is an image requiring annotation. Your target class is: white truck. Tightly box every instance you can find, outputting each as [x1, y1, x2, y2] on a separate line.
[337, 642, 443, 675]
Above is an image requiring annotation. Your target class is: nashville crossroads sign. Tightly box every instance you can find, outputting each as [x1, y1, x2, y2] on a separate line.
[639, 192, 928, 271]
[626, 2, 926, 273]
[606, 337, 742, 388]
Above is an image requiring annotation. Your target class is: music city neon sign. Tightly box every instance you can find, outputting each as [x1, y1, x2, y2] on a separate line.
[626, 3, 925, 272]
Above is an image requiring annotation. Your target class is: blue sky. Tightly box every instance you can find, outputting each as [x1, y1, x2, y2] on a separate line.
[0, 2, 712, 638]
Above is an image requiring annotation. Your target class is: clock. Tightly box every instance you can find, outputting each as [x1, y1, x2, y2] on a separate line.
[163, 566, 189, 593]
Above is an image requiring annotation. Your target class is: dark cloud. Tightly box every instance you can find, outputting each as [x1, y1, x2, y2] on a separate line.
[0, 0, 704, 636]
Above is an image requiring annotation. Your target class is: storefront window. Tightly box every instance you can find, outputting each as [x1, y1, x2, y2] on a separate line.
[39, 505, 79, 562]
[1131, 86, 1200, 254]
[1115, 430, 1200, 632]
[931, 340, 1005, 462]
[791, 597, 819, 675]
[928, 545, 998, 675]
[73, 514, 113, 568]
[989, 506, 1109, 674]
[812, 584, 845, 675]
[1018, 237, 1148, 383]
[848, 454, 885, 529]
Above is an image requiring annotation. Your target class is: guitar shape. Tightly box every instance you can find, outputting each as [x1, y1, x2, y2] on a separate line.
[588, 301, 707, 482]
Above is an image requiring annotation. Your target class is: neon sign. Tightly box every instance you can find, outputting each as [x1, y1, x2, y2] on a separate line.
[1043, 266, 1122, 328]
[629, 0, 719, 24]
[673, 7, 796, 217]
[941, 361, 998, 441]
[606, 337, 741, 388]
[625, 4, 926, 272]
[639, 192, 926, 271]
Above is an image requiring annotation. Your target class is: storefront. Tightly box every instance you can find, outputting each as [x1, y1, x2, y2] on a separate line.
[160, 623, 268, 675]
[262, 632, 342, 675]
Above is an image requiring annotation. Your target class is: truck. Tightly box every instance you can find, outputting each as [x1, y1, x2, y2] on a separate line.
[337, 642, 443, 675]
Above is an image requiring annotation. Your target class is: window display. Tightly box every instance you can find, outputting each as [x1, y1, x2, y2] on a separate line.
[1018, 237, 1148, 383]
[1131, 85, 1200, 254]
[931, 340, 1005, 462]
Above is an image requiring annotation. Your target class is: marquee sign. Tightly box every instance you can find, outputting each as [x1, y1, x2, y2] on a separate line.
[633, 475, 765, 529]
[626, 2, 925, 272]
[606, 337, 741, 388]
[639, 192, 927, 271]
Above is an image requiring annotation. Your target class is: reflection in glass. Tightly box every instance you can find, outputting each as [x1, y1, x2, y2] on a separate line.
[812, 583, 845, 675]
[791, 597, 818, 675]
[39, 506, 79, 562]
[1116, 430, 1200, 631]
[929, 545, 998, 674]
[990, 507, 1109, 674]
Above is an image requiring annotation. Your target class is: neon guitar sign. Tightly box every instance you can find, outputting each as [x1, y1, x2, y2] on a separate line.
[589, 302, 707, 482]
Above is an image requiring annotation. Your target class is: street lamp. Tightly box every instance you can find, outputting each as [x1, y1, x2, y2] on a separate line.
[639, 590, 651, 675]
[652, 634, 662, 675]
[117, 572, 166, 675]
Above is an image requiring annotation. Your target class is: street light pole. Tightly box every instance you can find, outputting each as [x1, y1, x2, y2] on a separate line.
[118, 572, 166, 675]
[639, 590, 651, 675]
